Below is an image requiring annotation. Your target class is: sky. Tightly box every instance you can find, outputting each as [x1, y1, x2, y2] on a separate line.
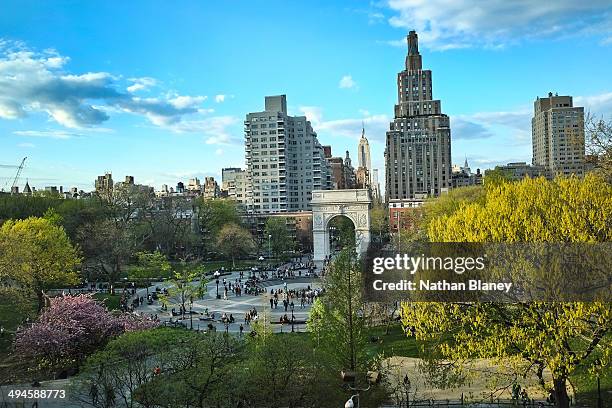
[1, 0, 611, 192]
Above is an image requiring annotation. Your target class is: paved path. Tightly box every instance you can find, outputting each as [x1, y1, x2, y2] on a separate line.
[131, 269, 322, 334]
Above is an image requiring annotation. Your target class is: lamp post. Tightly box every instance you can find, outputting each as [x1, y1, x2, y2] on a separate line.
[395, 211, 401, 251]
[595, 359, 602, 408]
[189, 296, 193, 330]
[290, 302, 295, 333]
[268, 234, 272, 259]
[403, 374, 411, 408]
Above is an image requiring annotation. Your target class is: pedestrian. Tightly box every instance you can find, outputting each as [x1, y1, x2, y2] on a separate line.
[239, 324, 244, 337]
[270, 297, 274, 309]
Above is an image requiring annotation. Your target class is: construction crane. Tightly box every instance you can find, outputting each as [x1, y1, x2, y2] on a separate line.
[0, 157, 27, 192]
[11, 157, 27, 189]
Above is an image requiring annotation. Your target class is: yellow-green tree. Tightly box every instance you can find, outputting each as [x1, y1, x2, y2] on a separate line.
[0, 217, 81, 312]
[402, 175, 611, 408]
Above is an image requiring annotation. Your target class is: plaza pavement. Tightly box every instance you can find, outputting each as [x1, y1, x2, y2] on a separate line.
[133, 269, 322, 334]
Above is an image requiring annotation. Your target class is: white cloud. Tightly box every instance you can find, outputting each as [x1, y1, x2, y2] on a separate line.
[575, 92, 612, 117]
[215, 148, 224, 155]
[0, 40, 210, 130]
[17, 142, 35, 148]
[169, 95, 207, 109]
[214, 94, 236, 103]
[153, 115, 241, 145]
[384, 1, 612, 50]
[298, 106, 324, 125]
[339, 75, 357, 89]
[451, 91, 612, 143]
[127, 77, 157, 93]
[13, 129, 83, 139]
[298, 106, 389, 141]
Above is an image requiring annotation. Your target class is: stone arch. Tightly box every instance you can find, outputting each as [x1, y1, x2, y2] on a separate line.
[311, 189, 372, 263]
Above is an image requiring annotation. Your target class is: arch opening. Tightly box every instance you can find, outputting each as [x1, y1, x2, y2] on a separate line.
[327, 214, 356, 254]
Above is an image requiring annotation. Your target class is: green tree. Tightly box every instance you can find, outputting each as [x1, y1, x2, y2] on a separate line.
[0, 217, 80, 312]
[216, 223, 255, 267]
[130, 251, 170, 296]
[308, 249, 367, 375]
[236, 333, 345, 408]
[402, 174, 612, 408]
[160, 262, 207, 317]
[329, 216, 356, 250]
[264, 217, 294, 260]
[72, 327, 196, 408]
[139, 196, 198, 258]
[369, 204, 388, 243]
[197, 198, 240, 255]
[77, 219, 132, 294]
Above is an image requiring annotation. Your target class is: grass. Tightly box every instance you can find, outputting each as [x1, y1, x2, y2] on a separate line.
[0, 294, 37, 384]
[123, 258, 281, 282]
[0, 297, 36, 333]
[568, 343, 612, 406]
[364, 324, 420, 359]
[92, 293, 123, 311]
[199, 259, 280, 274]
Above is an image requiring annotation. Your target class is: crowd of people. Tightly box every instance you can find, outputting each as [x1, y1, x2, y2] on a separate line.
[268, 285, 322, 310]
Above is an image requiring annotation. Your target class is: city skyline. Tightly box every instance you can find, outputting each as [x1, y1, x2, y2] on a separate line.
[1, 1, 612, 192]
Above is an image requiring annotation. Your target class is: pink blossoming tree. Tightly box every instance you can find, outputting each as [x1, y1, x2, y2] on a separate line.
[14, 294, 157, 370]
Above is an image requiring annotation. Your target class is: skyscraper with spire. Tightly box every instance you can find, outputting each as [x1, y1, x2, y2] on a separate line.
[385, 31, 452, 202]
[358, 123, 372, 172]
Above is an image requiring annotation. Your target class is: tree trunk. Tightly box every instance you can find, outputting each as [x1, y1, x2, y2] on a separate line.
[36, 289, 44, 313]
[553, 377, 570, 408]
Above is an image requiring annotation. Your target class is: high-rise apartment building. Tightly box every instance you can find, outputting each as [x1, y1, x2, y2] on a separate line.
[95, 173, 113, 198]
[532, 92, 585, 177]
[244, 95, 331, 214]
[385, 31, 452, 202]
[187, 177, 202, 192]
[203, 176, 220, 199]
[221, 168, 242, 193]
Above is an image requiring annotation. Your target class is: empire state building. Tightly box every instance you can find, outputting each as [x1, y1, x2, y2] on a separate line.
[385, 31, 451, 202]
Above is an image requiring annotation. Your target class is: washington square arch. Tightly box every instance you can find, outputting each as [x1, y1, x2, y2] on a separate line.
[311, 189, 372, 263]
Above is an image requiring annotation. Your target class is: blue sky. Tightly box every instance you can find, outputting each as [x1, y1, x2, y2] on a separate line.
[1, 1, 611, 191]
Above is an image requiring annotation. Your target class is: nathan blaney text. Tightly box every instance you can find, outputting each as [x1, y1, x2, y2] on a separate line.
[372, 254, 486, 275]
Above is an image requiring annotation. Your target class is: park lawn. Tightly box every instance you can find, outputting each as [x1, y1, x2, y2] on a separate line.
[568, 335, 612, 406]
[0, 295, 37, 332]
[200, 259, 279, 274]
[124, 259, 278, 283]
[0, 295, 37, 383]
[92, 293, 123, 311]
[364, 324, 419, 359]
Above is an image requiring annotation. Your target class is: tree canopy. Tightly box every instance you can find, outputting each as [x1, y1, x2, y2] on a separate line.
[0, 216, 81, 311]
[402, 175, 612, 408]
[216, 223, 255, 267]
[264, 217, 294, 260]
